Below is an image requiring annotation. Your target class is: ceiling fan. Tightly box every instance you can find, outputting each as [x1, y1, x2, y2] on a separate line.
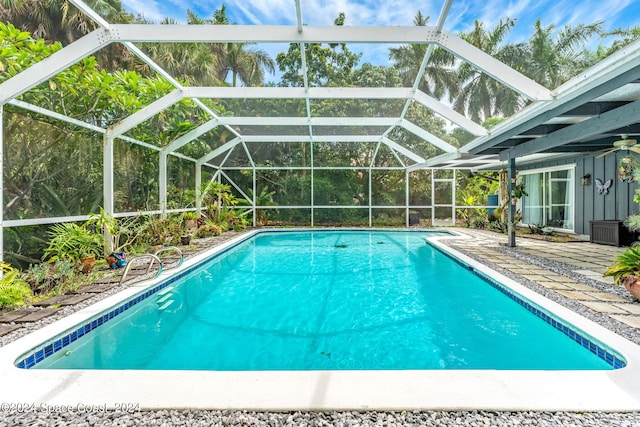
[597, 135, 640, 158]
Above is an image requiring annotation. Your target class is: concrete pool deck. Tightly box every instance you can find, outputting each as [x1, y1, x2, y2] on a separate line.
[0, 228, 639, 412]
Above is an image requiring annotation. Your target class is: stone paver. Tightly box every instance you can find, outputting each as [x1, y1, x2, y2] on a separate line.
[0, 307, 39, 323]
[13, 308, 60, 323]
[563, 283, 601, 292]
[71, 284, 117, 294]
[0, 324, 21, 336]
[610, 315, 640, 328]
[614, 303, 640, 315]
[579, 301, 629, 314]
[590, 292, 631, 303]
[32, 294, 94, 307]
[535, 281, 573, 290]
[555, 290, 596, 301]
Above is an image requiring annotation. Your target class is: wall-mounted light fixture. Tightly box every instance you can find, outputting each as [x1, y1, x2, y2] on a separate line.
[581, 174, 591, 186]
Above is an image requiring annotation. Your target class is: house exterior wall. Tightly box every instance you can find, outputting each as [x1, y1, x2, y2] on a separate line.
[517, 151, 639, 235]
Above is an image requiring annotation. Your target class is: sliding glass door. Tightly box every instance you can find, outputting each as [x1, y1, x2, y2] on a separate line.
[520, 167, 574, 231]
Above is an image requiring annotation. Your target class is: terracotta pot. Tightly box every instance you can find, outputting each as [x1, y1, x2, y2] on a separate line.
[184, 219, 198, 232]
[622, 275, 640, 301]
[80, 255, 96, 273]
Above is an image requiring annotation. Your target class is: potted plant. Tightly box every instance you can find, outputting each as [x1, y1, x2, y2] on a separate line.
[603, 246, 640, 300]
[180, 234, 192, 246]
[183, 211, 199, 232]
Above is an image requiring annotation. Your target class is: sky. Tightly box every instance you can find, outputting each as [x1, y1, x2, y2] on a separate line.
[119, 0, 640, 83]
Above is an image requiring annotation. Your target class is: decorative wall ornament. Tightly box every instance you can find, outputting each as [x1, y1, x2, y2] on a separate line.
[618, 155, 636, 183]
[595, 178, 613, 195]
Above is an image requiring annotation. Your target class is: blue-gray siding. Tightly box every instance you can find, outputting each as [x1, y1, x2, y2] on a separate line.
[517, 151, 639, 235]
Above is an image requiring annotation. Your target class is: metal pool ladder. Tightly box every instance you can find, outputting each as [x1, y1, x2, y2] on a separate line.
[117, 246, 184, 286]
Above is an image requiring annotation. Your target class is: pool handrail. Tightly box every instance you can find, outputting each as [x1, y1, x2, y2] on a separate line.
[118, 253, 163, 286]
[152, 246, 184, 271]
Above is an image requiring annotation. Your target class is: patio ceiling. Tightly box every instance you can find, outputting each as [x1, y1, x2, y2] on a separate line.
[1, 0, 640, 171]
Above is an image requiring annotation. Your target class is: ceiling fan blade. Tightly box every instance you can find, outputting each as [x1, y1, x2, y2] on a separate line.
[597, 147, 618, 158]
[629, 146, 640, 154]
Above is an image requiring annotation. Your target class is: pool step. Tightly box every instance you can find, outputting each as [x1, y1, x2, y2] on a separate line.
[156, 293, 173, 304]
[157, 286, 174, 296]
[156, 286, 176, 310]
[157, 300, 174, 311]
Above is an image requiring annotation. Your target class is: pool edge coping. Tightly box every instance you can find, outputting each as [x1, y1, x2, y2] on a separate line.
[1, 228, 640, 411]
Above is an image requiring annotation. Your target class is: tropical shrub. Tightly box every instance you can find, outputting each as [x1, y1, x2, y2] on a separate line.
[195, 222, 224, 238]
[42, 222, 103, 263]
[0, 262, 32, 310]
[22, 259, 97, 296]
[603, 246, 640, 285]
[139, 216, 184, 246]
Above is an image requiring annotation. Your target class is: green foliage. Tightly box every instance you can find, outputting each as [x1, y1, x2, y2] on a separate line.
[604, 246, 640, 285]
[194, 222, 224, 238]
[86, 208, 143, 255]
[42, 222, 103, 263]
[277, 13, 362, 87]
[140, 216, 184, 246]
[21, 259, 95, 296]
[199, 181, 238, 223]
[0, 262, 32, 310]
[625, 215, 640, 233]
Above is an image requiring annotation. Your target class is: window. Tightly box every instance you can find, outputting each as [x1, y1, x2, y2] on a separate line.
[520, 166, 574, 231]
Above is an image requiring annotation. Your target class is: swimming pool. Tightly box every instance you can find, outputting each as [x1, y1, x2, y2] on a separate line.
[22, 231, 620, 371]
[1, 229, 640, 411]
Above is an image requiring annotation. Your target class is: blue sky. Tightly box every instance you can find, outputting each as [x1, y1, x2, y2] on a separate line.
[120, 0, 640, 83]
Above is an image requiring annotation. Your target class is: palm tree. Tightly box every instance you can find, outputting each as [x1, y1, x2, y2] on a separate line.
[388, 11, 457, 99]
[220, 42, 275, 87]
[521, 19, 603, 89]
[452, 18, 524, 123]
[208, 5, 275, 86]
[0, 0, 132, 42]
[176, 6, 275, 87]
[138, 15, 222, 86]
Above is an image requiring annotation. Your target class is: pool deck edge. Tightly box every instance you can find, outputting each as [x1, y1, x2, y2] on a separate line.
[1, 229, 640, 412]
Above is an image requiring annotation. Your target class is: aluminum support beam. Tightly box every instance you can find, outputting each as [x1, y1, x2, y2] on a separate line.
[107, 89, 184, 138]
[103, 135, 115, 217]
[186, 87, 412, 99]
[381, 137, 426, 164]
[109, 24, 442, 44]
[412, 91, 487, 136]
[215, 117, 398, 127]
[195, 165, 202, 214]
[163, 119, 219, 154]
[240, 135, 381, 143]
[0, 29, 111, 104]
[159, 153, 168, 217]
[9, 100, 105, 133]
[438, 32, 551, 101]
[197, 137, 243, 165]
[400, 119, 458, 153]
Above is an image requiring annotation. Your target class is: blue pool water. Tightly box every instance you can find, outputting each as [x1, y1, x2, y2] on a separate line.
[31, 231, 616, 370]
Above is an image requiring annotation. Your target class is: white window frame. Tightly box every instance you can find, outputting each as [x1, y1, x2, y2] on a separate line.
[518, 164, 576, 233]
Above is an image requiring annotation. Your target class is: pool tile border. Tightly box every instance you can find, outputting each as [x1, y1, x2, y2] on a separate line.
[427, 239, 626, 369]
[16, 230, 625, 370]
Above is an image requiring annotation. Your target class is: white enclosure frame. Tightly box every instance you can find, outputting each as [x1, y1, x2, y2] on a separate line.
[2, 0, 640, 258]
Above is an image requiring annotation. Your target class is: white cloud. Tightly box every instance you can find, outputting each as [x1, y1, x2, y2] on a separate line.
[121, 0, 166, 22]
